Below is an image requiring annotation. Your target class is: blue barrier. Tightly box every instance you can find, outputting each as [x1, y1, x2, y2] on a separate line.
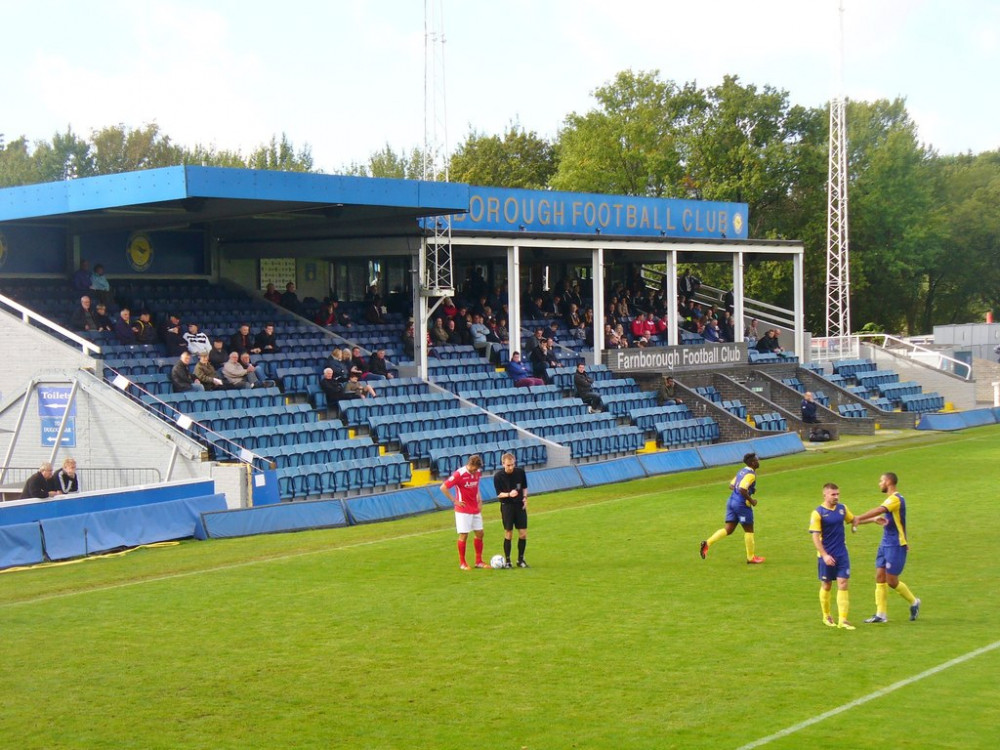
[916, 408, 998, 431]
[201, 497, 349, 538]
[637, 449, 705, 475]
[578, 456, 646, 487]
[344, 488, 440, 524]
[521, 466, 584, 494]
[41, 494, 227, 560]
[0, 522, 45, 569]
[697, 441, 755, 468]
[752, 433, 806, 459]
[0, 479, 216, 527]
[252, 470, 282, 506]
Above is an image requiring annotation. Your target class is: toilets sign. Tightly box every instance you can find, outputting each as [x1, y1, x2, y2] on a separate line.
[37, 385, 76, 447]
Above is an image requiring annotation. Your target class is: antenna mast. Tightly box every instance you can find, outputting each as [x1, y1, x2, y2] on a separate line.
[825, 0, 851, 343]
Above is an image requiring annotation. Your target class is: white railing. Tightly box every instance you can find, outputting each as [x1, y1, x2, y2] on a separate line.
[0, 293, 102, 356]
[810, 333, 973, 380]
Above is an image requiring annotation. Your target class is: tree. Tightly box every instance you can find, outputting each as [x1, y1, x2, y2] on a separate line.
[0, 136, 39, 187]
[342, 144, 424, 179]
[89, 123, 186, 174]
[245, 133, 314, 172]
[449, 125, 556, 188]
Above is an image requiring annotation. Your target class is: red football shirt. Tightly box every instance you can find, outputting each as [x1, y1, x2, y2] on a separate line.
[444, 466, 482, 514]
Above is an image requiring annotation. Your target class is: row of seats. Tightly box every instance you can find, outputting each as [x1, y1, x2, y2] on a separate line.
[339, 392, 461, 427]
[516, 413, 618, 439]
[141, 387, 284, 414]
[213, 423, 349, 452]
[900, 392, 945, 413]
[558, 427, 645, 459]
[879, 381, 923, 403]
[781, 377, 805, 393]
[493, 398, 590, 423]
[545, 365, 613, 390]
[276, 455, 411, 499]
[600, 391, 658, 418]
[837, 403, 869, 418]
[262, 439, 380, 470]
[466, 386, 565, 410]
[430, 439, 548, 478]
[193, 405, 315, 436]
[857, 370, 901, 389]
[371, 407, 491, 445]
[591, 378, 640, 396]
[868, 396, 893, 411]
[694, 385, 722, 403]
[402, 424, 517, 462]
[721, 399, 747, 419]
[659, 417, 720, 447]
[629, 404, 695, 432]
[831, 358, 877, 379]
[753, 412, 788, 431]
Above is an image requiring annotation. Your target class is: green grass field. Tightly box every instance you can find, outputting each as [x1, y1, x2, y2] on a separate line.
[2, 426, 998, 749]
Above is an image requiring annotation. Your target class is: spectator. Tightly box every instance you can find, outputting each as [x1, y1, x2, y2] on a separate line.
[21, 462, 57, 499]
[92, 302, 114, 332]
[367, 349, 394, 379]
[745, 318, 760, 341]
[171, 351, 203, 392]
[183, 323, 212, 356]
[229, 323, 256, 355]
[801, 392, 820, 424]
[52, 457, 80, 494]
[441, 297, 458, 319]
[90, 263, 113, 307]
[364, 296, 386, 325]
[401, 321, 416, 360]
[263, 283, 282, 304]
[72, 260, 92, 291]
[326, 348, 350, 382]
[208, 338, 228, 368]
[430, 317, 450, 345]
[71, 295, 99, 332]
[255, 323, 280, 354]
[756, 329, 783, 354]
[319, 367, 361, 411]
[314, 302, 337, 326]
[345, 372, 376, 398]
[194, 352, 225, 390]
[222, 351, 268, 389]
[469, 313, 492, 359]
[530, 339, 558, 381]
[657, 375, 683, 405]
[132, 309, 156, 344]
[113, 308, 136, 344]
[574, 363, 604, 413]
[351, 346, 382, 381]
[280, 282, 301, 314]
[506, 351, 544, 387]
[679, 268, 701, 304]
[158, 312, 187, 356]
[703, 318, 721, 343]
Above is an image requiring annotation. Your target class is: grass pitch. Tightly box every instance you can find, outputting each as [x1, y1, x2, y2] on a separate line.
[1, 425, 998, 749]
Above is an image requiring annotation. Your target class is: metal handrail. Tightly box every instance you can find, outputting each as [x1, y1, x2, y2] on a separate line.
[858, 333, 973, 381]
[0, 292, 102, 356]
[810, 334, 973, 381]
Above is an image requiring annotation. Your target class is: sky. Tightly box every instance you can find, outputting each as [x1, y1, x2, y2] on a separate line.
[3, 0, 997, 174]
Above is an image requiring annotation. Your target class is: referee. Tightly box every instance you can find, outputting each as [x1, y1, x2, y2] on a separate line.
[493, 452, 530, 568]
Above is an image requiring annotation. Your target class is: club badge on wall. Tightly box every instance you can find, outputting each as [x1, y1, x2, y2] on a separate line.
[126, 232, 154, 272]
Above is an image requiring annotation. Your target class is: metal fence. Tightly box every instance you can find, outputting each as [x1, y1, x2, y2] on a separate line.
[1, 467, 161, 498]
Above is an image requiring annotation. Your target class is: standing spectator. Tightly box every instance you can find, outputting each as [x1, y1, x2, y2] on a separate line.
[506, 352, 544, 387]
[699, 453, 766, 564]
[263, 283, 282, 304]
[183, 323, 212, 356]
[194, 352, 225, 391]
[255, 322, 280, 354]
[52, 457, 81, 495]
[801, 392, 820, 423]
[280, 282, 301, 314]
[400, 321, 416, 360]
[574, 363, 604, 413]
[113, 308, 136, 344]
[439, 454, 487, 570]
[810, 482, 858, 630]
[853, 472, 921, 624]
[90, 264, 113, 307]
[493, 452, 530, 568]
[72, 260, 92, 291]
[21, 462, 57, 499]
[171, 351, 203, 392]
[71, 295, 98, 332]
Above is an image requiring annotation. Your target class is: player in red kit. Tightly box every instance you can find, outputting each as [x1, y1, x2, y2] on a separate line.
[440, 454, 486, 570]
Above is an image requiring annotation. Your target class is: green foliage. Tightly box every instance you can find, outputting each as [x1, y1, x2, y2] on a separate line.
[1, 427, 997, 748]
[342, 144, 425, 179]
[449, 124, 556, 188]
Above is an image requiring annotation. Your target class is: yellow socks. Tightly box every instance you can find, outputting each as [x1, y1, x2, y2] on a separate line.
[820, 587, 832, 618]
[706, 528, 728, 547]
[744, 532, 755, 561]
[875, 582, 889, 615]
[837, 589, 850, 624]
[894, 581, 917, 605]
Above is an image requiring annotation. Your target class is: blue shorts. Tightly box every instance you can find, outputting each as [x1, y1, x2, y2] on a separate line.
[725, 502, 754, 525]
[875, 544, 907, 575]
[818, 554, 851, 581]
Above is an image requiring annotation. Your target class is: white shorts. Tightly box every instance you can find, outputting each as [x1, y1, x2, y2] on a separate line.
[455, 512, 484, 534]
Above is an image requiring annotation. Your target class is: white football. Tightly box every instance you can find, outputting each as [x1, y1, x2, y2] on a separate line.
[490, 554, 507, 569]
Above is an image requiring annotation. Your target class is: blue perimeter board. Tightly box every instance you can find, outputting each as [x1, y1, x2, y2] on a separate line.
[0, 166, 470, 222]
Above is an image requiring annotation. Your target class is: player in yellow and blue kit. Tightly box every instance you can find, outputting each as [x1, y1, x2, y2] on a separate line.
[809, 482, 866, 630]
[853, 472, 921, 623]
[700, 453, 765, 564]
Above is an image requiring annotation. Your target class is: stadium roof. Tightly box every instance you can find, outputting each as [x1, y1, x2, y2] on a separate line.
[0, 166, 470, 243]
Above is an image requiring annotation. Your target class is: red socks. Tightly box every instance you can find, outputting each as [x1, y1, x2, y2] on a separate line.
[457, 539, 467, 566]
[474, 537, 484, 564]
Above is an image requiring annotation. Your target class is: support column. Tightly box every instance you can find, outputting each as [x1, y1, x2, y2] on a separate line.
[666, 250, 679, 346]
[793, 250, 805, 359]
[592, 246, 604, 365]
[733, 251, 745, 347]
[413, 242, 429, 379]
[507, 245, 521, 360]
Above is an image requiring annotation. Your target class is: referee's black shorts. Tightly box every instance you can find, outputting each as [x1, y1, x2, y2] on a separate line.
[500, 502, 528, 531]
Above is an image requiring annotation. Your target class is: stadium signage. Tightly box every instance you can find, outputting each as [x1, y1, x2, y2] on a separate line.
[449, 186, 748, 240]
[605, 342, 747, 373]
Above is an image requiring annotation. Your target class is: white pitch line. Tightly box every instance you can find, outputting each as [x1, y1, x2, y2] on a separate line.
[735, 639, 1000, 750]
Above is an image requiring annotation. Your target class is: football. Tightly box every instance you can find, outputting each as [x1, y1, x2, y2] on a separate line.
[490, 554, 507, 569]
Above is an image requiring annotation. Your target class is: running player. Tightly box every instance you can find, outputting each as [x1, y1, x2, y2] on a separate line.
[440, 454, 487, 570]
[700, 453, 765, 564]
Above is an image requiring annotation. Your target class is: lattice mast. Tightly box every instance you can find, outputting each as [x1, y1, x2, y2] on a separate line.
[422, 0, 454, 297]
[825, 0, 851, 338]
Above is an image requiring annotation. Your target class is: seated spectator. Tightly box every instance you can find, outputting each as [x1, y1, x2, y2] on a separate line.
[90, 263, 113, 307]
[208, 338, 228, 368]
[351, 346, 382, 380]
[21, 462, 57, 499]
[229, 323, 256, 355]
[255, 322, 280, 354]
[113, 308, 137, 344]
[801, 391, 820, 423]
[132, 309, 156, 344]
[401, 321, 416, 360]
[159, 312, 187, 356]
[367, 348, 394, 379]
[703, 319, 721, 343]
[52, 457, 80, 495]
[506, 351, 544, 387]
[605, 323, 624, 349]
[222, 351, 270, 389]
[441, 297, 458, 319]
[345, 372, 376, 398]
[280, 282, 301, 314]
[524, 327, 545, 357]
[239, 352, 266, 381]
[263, 283, 282, 304]
[330, 300, 351, 327]
[756, 329, 783, 354]
[574, 363, 604, 413]
[171, 351, 203, 392]
[530, 339, 558, 381]
[326, 348, 350, 382]
[468, 313, 491, 358]
[719, 312, 735, 343]
[546, 320, 561, 343]
[364, 296, 386, 325]
[430, 317, 450, 345]
[526, 296, 547, 320]
[194, 352, 225, 390]
[183, 323, 212, 356]
[92, 302, 114, 332]
[744, 318, 760, 341]
[71, 295, 99, 332]
[657, 375, 683, 405]
[314, 302, 337, 326]
[319, 367, 361, 410]
[72, 260, 92, 291]
[494, 318, 510, 347]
